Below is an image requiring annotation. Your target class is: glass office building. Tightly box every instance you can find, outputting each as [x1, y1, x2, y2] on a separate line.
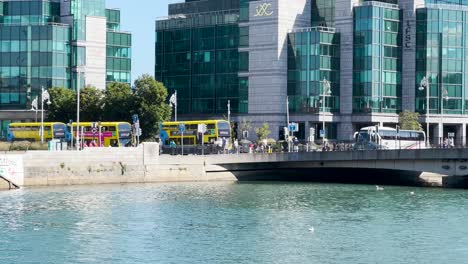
[0, 0, 132, 139]
[353, 2, 402, 114]
[155, 1, 246, 115]
[156, 0, 468, 144]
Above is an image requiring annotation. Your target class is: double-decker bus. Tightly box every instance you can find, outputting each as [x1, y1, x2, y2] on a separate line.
[7, 122, 68, 142]
[160, 120, 231, 145]
[354, 126, 427, 150]
[69, 122, 132, 147]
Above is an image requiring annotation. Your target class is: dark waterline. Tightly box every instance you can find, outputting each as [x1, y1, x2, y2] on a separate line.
[1, 182, 468, 264]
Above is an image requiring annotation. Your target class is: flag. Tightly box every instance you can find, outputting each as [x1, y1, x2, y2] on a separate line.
[420, 77, 428, 88]
[31, 96, 38, 111]
[169, 92, 177, 106]
[42, 89, 50, 102]
[442, 88, 449, 100]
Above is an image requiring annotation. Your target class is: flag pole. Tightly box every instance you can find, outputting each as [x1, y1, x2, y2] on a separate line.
[41, 86, 44, 144]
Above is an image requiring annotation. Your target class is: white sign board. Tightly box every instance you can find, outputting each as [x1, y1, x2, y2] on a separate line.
[0, 155, 24, 186]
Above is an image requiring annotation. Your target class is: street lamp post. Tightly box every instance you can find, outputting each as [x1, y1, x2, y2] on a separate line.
[76, 69, 85, 151]
[286, 96, 291, 152]
[227, 100, 231, 124]
[322, 78, 331, 142]
[419, 76, 430, 146]
[441, 87, 449, 145]
[40, 87, 51, 144]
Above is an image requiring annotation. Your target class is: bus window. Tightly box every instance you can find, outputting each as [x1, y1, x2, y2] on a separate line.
[118, 123, 131, 132]
[217, 122, 230, 130]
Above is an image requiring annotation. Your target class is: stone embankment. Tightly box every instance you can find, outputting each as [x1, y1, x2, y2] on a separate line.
[0, 143, 235, 188]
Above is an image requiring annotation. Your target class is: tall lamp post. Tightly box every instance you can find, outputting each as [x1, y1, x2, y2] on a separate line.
[418, 76, 430, 146]
[441, 87, 449, 144]
[40, 87, 51, 144]
[76, 69, 85, 151]
[286, 96, 291, 152]
[321, 78, 332, 142]
[227, 100, 231, 124]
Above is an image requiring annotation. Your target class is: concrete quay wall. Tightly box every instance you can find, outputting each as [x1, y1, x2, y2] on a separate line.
[3, 145, 468, 189]
[20, 143, 236, 187]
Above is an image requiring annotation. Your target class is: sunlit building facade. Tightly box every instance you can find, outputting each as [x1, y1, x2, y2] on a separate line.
[0, 0, 132, 138]
[156, 0, 468, 144]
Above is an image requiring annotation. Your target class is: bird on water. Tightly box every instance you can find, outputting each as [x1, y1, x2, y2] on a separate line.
[376, 185, 384, 191]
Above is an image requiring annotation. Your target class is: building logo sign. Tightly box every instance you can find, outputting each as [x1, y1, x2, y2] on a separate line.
[255, 3, 273, 17]
[404, 20, 412, 50]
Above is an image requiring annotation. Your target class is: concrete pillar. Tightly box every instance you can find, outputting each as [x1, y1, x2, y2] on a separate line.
[305, 121, 311, 142]
[399, 0, 424, 111]
[433, 123, 443, 146]
[456, 124, 466, 147]
[335, 0, 359, 140]
[338, 122, 355, 141]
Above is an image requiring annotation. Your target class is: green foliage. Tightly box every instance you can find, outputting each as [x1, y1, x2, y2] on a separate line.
[133, 74, 172, 139]
[239, 118, 252, 133]
[79, 85, 104, 121]
[399, 111, 422, 131]
[255, 123, 271, 141]
[45, 76, 172, 140]
[46, 87, 76, 122]
[103, 82, 135, 121]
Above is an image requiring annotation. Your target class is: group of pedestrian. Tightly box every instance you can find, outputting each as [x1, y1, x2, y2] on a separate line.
[442, 137, 455, 149]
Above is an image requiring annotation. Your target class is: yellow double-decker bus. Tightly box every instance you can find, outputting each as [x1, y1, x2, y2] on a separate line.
[7, 122, 67, 142]
[160, 120, 231, 145]
[69, 122, 132, 147]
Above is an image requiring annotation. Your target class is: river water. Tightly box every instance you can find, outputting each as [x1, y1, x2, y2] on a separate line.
[1, 182, 468, 264]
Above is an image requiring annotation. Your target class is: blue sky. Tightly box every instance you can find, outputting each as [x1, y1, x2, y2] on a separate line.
[106, 0, 172, 82]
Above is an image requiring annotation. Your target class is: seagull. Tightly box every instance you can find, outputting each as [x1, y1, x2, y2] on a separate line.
[410, 191, 415, 195]
[376, 185, 384, 191]
[308, 227, 315, 233]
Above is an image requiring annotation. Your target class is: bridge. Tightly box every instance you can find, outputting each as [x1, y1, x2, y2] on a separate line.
[2, 145, 468, 189]
[200, 148, 468, 188]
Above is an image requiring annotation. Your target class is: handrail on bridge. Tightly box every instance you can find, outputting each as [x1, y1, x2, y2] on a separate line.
[0, 175, 20, 190]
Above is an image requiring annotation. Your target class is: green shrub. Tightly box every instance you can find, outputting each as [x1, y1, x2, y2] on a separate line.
[10, 141, 31, 151]
[29, 142, 48, 151]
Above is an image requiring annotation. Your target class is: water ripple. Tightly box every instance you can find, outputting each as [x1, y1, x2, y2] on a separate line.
[1, 183, 468, 263]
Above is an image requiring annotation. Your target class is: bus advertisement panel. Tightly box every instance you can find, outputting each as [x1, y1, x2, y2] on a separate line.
[70, 122, 132, 147]
[8, 122, 68, 142]
[160, 120, 231, 146]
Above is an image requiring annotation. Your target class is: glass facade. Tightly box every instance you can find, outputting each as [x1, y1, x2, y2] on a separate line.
[353, 3, 402, 113]
[0, 17, 71, 111]
[287, 28, 341, 114]
[311, 0, 335, 27]
[155, 9, 247, 114]
[106, 9, 131, 85]
[69, 0, 105, 41]
[0, 0, 132, 138]
[426, 0, 468, 5]
[0, 0, 61, 24]
[416, 7, 468, 115]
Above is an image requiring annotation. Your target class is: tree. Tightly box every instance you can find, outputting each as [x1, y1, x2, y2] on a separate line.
[103, 82, 135, 122]
[255, 123, 271, 141]
[79, 85, 104, 121]
[133, 74, 172, 140]
[399, 111, 422, 131]
[46, 87, 76, 123]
